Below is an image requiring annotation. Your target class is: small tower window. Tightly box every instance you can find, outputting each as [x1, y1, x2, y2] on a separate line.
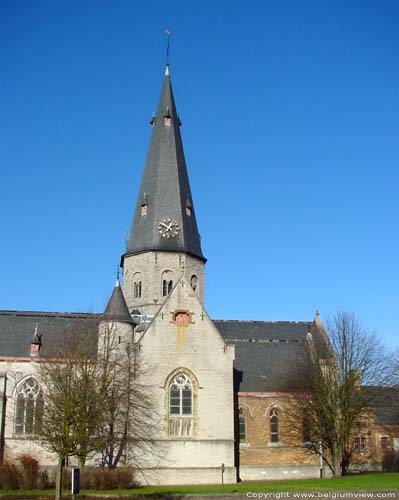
[163, 280, 173, 297]
[133, 272, 143, 299]
[185, 199, 192, 216]
[141, 193, 148, 216]
[190, 275, 198, 291]
[134, 281, 142, 299]
[161, 270, 174, 297]
[164, 107, 171, 126]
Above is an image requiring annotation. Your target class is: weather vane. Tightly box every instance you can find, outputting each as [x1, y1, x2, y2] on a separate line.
[165, 29, 171, 65]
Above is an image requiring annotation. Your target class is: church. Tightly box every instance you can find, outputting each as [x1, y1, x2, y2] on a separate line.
[0, 62, 398, 485]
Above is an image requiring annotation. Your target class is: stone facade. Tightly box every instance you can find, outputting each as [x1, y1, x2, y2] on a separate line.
[0, 360, 56, 465]
[133, 275, 236, 484]
[123, 252, 205, 314]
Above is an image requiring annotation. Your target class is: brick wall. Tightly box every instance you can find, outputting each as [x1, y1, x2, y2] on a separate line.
[238, 394, 318, 467]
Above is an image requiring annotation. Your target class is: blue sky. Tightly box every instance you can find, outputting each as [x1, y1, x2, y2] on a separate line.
[1, 1, 398, 348]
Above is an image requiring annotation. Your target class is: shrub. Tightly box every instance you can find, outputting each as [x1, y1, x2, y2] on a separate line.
[382, 449, 399, 472]
[63, 466, 135, 490]
[37, 469, 51, 489]
[18, 454, 39, 489]
[0, 462, 20, 490]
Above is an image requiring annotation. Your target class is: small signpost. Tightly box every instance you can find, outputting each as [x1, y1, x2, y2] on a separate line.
[319, 441, 323, 478]
[72, 467, 80, 496]
[221, 463, 225, 493]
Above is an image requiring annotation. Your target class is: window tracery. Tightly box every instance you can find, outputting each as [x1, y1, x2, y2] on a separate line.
[167, 371, 196, 437]
[15, 378, 43, 435]
[170, 373, 192, 416]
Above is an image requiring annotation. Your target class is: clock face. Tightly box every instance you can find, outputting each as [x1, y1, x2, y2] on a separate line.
[158, 218, 180, 238]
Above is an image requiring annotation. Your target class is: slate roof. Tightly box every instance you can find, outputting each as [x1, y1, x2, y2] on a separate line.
[214, 320, 332, 393]
[103, 280, 134, 324]
[122, 65, 205, 264]
[0, 310, 99, 358]
[1, 311, 396, 426]
[368, 387, 399, 426]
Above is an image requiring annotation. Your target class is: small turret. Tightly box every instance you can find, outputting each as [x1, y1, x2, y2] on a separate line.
[104, 279, 134, 324]
[30, 323, 42, 357]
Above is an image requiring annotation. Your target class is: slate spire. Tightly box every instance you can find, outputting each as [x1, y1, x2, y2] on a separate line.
[104, 279, 133, 324]
[123, 65, 205, 263]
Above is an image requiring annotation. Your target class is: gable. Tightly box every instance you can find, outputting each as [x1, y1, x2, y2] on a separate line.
[138, 277, 229, 356]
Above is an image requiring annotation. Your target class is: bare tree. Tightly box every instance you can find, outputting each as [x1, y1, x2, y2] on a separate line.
[302, 311, 389, 477]
[38, 321, 106, 500]
[38, 317, 158, 495]
[97, 323, 158, 470]
[387, 348, 399, 387]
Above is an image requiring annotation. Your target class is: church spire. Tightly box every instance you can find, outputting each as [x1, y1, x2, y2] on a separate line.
[122, 65, 205, 264]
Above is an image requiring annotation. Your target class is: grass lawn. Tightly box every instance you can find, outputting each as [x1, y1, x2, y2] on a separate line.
[114, 472, 399, 494]
[1, 472, 398, 497]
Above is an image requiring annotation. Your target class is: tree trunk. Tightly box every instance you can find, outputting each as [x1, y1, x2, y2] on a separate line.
[332, 450, 342, 477]
[55, 456, 64, 500]
[78, 456, 86, 469]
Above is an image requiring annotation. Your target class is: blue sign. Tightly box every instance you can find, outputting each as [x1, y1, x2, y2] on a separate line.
[72, 467, 80, 494]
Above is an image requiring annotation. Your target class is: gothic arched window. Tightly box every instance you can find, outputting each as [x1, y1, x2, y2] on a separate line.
[270, 407, 279, 443]
[302, 408, 311, 443]
[239, 408, 247, 443]
[168, 371, 196, 437]
[169, 373, 192, 416]
[15, 378, 43, 435]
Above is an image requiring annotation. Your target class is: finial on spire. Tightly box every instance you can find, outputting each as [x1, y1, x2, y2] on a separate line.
[165, 29, 171, 71]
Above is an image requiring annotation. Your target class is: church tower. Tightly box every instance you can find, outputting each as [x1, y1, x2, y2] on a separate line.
[121, 65, 206, 316]
[119, 62, 236, 485]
